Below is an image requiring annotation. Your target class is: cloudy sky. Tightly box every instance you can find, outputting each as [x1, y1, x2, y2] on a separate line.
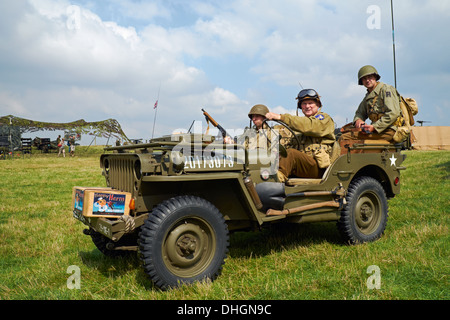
[1, 0, 449, 142]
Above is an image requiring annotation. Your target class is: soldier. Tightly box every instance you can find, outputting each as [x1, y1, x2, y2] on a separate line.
[225, 104, 273, 150]
[265, 89, 336, 182]
[340, 65, 401, 142]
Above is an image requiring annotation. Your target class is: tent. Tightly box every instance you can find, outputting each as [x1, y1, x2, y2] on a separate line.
[411, 126, 450, 151]
[0, 115, 130, 144]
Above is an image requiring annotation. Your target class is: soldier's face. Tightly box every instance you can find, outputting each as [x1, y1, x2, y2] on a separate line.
[361, 74, 377, 90]
[300, 100, 319, 117]
[251, 114, 265, 129]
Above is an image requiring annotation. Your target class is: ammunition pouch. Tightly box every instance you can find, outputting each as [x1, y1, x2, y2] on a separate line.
[393, 126, 410, 143]
[313, 145, 331, 169]
[299, 143, 333, 169]
[293, 132, 336, 169]
[393, 116, 405, 127]
[370, 113, 404, 131]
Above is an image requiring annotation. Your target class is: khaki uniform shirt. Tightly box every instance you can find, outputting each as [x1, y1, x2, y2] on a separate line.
[280, 110, 336, 146]
[237, 124, 273, 150]
[354, 82, 401, 133]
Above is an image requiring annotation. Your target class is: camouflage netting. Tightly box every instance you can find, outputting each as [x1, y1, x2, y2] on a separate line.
[0, 115, 130, 142]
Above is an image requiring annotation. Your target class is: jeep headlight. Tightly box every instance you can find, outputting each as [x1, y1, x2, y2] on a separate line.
[170, 151, 185, 172]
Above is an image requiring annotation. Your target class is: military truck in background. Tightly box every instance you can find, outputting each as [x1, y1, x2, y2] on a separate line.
[72, 116, 406, 290]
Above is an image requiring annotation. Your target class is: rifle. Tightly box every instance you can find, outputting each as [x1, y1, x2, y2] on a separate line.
[202, 108, 229, 138]
[340, 122, 371, 134]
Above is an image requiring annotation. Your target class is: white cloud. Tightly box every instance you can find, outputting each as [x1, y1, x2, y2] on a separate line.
[0, 0, 448, 142]
[0, 92, 27, 116]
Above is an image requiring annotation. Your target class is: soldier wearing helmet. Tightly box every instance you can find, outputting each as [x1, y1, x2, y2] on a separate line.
[226, 104, 273, 150]
[265, 89, 336, 181]
[358, 65, 381, 85]
[341, 65, 401, 142]
[248, 104, 269, 130]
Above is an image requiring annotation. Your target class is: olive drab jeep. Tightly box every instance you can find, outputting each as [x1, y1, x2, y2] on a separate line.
[72, 114, 406, 290]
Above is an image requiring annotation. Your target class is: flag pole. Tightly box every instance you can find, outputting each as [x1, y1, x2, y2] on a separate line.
[390, 0, 397, 88]
[151, 82, 161, 139]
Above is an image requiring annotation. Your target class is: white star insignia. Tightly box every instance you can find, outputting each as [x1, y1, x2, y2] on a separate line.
[389, 154, 397, 166]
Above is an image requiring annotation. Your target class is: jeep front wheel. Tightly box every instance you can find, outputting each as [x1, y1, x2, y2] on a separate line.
[338, 176, 388, 244]
[139, 195, 229, 289]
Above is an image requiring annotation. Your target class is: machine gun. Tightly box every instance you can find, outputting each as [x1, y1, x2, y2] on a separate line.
[202, 108, 230, 139]
[416, 120, 431, 127]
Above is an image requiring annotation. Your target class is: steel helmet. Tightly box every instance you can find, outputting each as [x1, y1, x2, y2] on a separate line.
[248, 104, 269, 118]
[358, 65, 381, 85]
[296, 89, 322, 107]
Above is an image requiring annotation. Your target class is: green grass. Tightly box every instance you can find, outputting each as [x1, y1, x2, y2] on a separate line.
[0, 148, 448, 300]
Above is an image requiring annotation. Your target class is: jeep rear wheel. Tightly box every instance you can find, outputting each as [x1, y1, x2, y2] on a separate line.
[338, 176, 388, 244]
[139, 195, 229, 290]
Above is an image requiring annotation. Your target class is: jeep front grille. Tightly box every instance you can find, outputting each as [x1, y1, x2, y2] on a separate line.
[103, 156, 138, 194]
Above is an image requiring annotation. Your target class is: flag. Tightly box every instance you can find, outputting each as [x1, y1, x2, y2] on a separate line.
[154, 100, 158, 109]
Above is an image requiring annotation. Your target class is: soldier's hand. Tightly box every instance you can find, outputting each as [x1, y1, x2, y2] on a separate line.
[354, 119, 365, 128]
[361, 124, 375, 133]
[265, 112, 281, 121]
[223, 136, 234, 144]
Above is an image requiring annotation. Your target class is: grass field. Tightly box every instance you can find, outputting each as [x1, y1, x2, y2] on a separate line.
[0, 147, 448, 300]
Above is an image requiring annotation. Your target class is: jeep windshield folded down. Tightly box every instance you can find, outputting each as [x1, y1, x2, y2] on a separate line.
[72, 120, 406, 289]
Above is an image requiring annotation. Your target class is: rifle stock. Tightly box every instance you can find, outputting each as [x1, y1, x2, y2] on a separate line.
[202, 108, 228, 138]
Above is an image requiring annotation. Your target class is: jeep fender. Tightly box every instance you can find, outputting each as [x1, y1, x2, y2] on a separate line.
[139, 172, 263, 231]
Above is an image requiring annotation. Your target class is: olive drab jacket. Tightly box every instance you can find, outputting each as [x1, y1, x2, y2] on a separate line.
[279, 109, 336, 166]
[354, 82, 401, 133]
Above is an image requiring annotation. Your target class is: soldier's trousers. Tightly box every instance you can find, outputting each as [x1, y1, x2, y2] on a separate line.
[279, 149, 324, 179]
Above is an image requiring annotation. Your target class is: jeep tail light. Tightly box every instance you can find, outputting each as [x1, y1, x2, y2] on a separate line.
[394, 177, 400, 186]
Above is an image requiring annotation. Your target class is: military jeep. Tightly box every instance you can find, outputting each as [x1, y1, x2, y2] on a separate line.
[72, 118, 406, 290]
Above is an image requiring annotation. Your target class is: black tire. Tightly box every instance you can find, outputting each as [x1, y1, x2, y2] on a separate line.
[139, 195, 229, 290]
[337, 177, 388, 244]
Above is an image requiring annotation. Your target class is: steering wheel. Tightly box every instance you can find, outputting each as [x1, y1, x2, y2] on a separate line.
[261, 119, 301, 157]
